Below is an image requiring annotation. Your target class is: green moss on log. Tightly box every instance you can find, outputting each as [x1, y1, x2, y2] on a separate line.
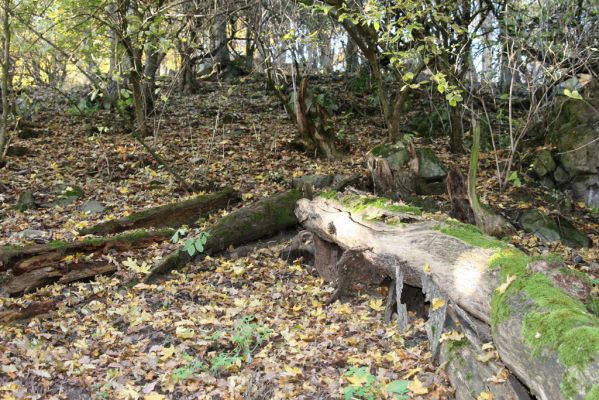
[340, 194, 422, 215]
[436, 220, 509, 249]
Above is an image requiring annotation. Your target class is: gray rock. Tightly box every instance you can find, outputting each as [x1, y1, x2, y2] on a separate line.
[558, 126, 598, 175]
[519, 210, 592, 248]
[369, 142, 410, 170]
[571, 175, 599, 209]
[553, 166, 570, 185]
[52, 184, 85, 198]
[292, 175, 334, 190]
[15, 191, 35, 211]
[12, 229, 50, 243]
[6, 145, 29, 157]
[539, 176, 555, 189]
[532, 149, 556, 177]
[79, 200, 106, 214]
[416, 148, 448, 181]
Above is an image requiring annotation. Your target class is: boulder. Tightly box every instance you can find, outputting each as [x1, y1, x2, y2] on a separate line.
[532, 149, 557, 177]
[416, 148, 447, 181]
[48, 184, 85, 208]
[553, 166, 570, 186]
[6, 145, 29, 157]
[519, 210, 592, 248]
[79, 200, 106, 214]
[551, 78, 599, 208]
[15, 191, 35, 212]
[291, 175, 333, 190]
[558, 125, 598, 175]
[369, 142, 410, 170]
[571, 175, 599, 209]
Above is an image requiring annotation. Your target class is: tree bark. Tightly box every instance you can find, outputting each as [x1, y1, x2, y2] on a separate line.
[0, 0, 10, 162]
[295, 196, 599, 400]
[146, 190, 303, 281]
[294, 77, 339, 159]
[0, 229, 174, 295]
[79, 187, 240, 236]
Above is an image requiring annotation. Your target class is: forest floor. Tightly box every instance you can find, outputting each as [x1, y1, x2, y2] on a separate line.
[0, 75, 598, 399]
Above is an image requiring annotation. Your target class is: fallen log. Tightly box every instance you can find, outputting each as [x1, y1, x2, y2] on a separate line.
[79, 187, 240, 236]
[0, 229, 174, 295]
[1, 228, 175, 271]
[296, 194, 599, 400]
[145, 190, 303, 282]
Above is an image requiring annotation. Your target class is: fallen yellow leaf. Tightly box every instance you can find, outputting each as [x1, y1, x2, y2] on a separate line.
[144, 393, 165, 400]
[439, 330, 465, 343]
[431, 298, 446, 310]
[408, 378, 428, 395]
[369, 298, 385, 311]
[477, 391, 494, 400]
[496, 274, 516, 294]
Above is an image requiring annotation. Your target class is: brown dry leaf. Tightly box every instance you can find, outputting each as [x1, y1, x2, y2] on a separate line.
[486, 368, 509, 384]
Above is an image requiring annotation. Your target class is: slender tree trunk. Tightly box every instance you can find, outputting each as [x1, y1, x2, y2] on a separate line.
[142, 45, 161, 115]
[0, 0, 10, 162]
[213, 11, 229, 70]
[450, 105, 463, 153]
[345, 35, 358, 73]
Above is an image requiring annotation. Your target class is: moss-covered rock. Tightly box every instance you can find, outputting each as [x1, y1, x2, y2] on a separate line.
[519, 210, 591, 248]
[416, 148, 447, 181]
[15, 191, 36, 212]
[369, 142, 410, 170]
[533, 149, 557, 177]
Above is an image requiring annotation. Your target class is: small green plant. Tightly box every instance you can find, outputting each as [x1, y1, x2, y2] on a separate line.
[342, 367, 410, 400]
[209, 316, 273, 374]
[343, 367, 378, 400]
[171, 353, 206, 382]
[507, 171, 522, 187]
[171, 228, 209, 256]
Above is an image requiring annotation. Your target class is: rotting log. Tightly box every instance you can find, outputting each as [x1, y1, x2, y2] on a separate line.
[296, 194, 599, 400]
[79, 187, 240, 236]
[1, 228, 175, 271]
[145, 190, 303, 281]
[0, 229, 174, 295]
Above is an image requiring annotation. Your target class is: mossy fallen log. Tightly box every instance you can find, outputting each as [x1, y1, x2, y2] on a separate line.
[0, 229, 174, 295]
[79, 187, 240, 236]
[146, 190, 303, 281]
[296, 194, 599, 400]
[1, 228, 175, 271]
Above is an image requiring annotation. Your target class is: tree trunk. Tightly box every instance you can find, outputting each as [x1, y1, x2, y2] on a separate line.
[213, 11, 229, 71]
[142, 40, 163, 115]
[345, 35, 359, 73]
[146, 190, 303, 281]
[294, 77, 339, 159]
[0, 0, 10, 162]
[79, 187, 240, 236]
[468, 119, 514, 237]
[295, 195, 599, 400]
[450, 105, 463, 153]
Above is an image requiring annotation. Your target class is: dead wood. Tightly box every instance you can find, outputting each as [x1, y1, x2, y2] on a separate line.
[468, 120, 514, 237]
[295, 195, 599, 400]
[1, 229, 173, 295]
[145, 190, 303, 281]
[1, 228, 174, 272]
[447, 166, 475, 224]
[79, 187, 240, 236]
[294, 77, 339, 160]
